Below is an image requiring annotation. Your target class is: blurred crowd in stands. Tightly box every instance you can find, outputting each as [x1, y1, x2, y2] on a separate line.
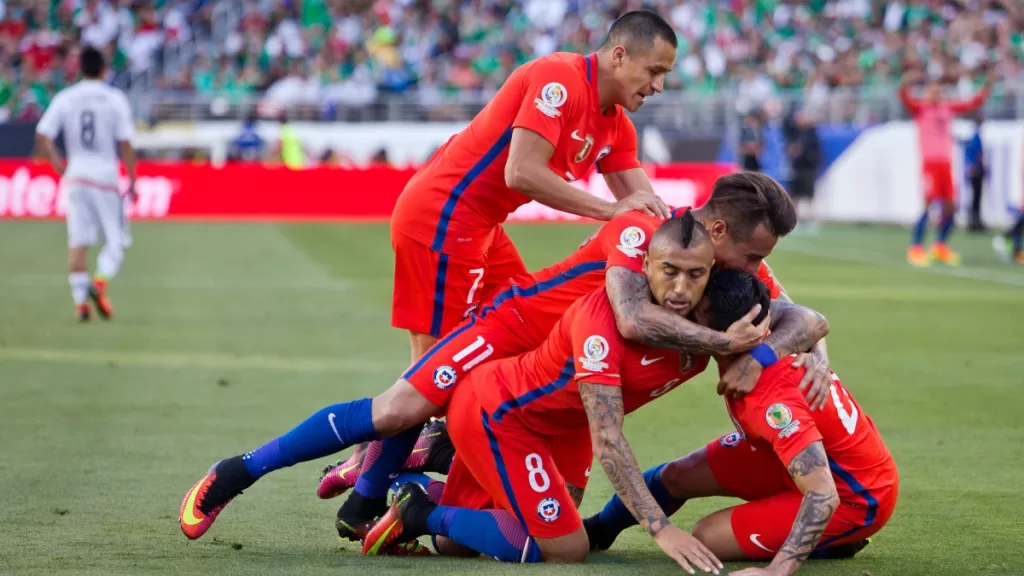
[0, 0, 1021, 122]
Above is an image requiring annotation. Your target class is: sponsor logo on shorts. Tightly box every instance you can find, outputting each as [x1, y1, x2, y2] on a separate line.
[765, 403, 793, 429]
[778, 420, 801, 439]
[433, 365, 457, 389]
[720, 431, 742, 448]
[580, 335, 610, 372]
[749, 534, 775, 553]
[616, 227, 646, 258]
[534, 83, 567, 118]
[537, 497, 561, 522]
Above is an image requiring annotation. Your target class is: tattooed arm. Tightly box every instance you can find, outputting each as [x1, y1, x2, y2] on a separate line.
[768, 442, 839, 576]
[580, 382, 669, 535]
[778, 289, 833, 410]
[606, 267, 763, 355]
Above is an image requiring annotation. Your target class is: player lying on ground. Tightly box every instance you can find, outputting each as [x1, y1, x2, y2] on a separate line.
[901, 68, 991, 267]
[390, 9, 677, 363]
[34, 46, 137, 321]
[360, 228, 831, 571]
[179, 175, 832, 544]
[583, 272, 899, 575]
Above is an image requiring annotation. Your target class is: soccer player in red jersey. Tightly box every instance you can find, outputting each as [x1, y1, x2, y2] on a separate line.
[178, 175, 830, 545]
[362, 220, 831, 569]
[585, 270, 898, 575]
[391, 10, 676, 363]
[901, 69, 992, 267]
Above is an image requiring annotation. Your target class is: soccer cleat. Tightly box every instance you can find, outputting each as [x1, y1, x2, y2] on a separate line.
[76, 303, 91, 322]
[89, 278, 114, 319]
[335, 510, 378, 543]
[929, 243, 960, 266]
[810, 537, 871, 560]
[379, 540, 433, 557]
[907, 244, 930, 267]
[361, 483, 434, 556]
[179, 457, 254, 540]
[404, 418, 454, 474]
[1015, 252, 1024, 265]
[992, 235, 1012, 262]
[318, 443, 368, 499]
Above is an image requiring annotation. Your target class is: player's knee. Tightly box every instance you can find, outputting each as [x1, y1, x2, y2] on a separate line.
[371, 381, 439, 436]
[660, 447, 712, 498]
[536, 530, 589, 563]
[433, 535, 478, 557]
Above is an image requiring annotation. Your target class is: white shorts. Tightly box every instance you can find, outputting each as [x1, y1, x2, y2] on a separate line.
[65, 183, 132, 249]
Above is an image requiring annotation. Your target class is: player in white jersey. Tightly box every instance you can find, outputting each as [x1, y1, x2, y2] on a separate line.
[35, 47, 137, 322]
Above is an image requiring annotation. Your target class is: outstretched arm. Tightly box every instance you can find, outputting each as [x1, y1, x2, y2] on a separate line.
[605, 267, 766, 355]
[580, 382, 721, 574]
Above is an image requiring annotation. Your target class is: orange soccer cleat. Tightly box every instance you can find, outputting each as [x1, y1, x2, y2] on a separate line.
[929, 242, 961, 266]
[76, 303, 91, 322]
[361, 483, 434, 556]
[907, 244, 931, 267]
[179, 458, 253, 540]
[89, 277, 114, 319]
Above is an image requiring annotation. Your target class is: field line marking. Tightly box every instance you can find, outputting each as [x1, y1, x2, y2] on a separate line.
[777, 240, 1024, 288]
[0, 347, 399, 374]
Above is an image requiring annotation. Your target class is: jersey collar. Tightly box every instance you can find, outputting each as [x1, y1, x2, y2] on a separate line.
[584, 52, 604, 114]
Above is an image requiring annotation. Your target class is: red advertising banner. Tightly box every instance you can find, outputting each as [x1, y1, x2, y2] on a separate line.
[0, 161, 734, 221]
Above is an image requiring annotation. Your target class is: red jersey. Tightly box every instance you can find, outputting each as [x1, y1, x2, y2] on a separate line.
[724, 361, 897, 500]
[391, 52, 641, 257]
[900, 84, 989, 163]
[488, 207, 784, 348]
[474, 289, 710, 436]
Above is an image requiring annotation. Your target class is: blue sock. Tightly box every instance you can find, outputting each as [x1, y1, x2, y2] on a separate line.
[242, 398, 378, 479]
[427, 506, 542, 563]
[354, 425, 422, 499]
[390, 472, 432, 494]
[912, 210, 929, 245]
[594, 463, 686, 540]
[937, 213, 954, 243]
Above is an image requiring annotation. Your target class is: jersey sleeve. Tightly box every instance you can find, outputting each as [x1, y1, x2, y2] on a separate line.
[757, 260, 785, 299]
[739, 369, 823, 467]
[602, 211, 659, 273]
[596, 113, 641, 174]
[512, 60, 587, 148]
[114, 92, 135, 142]
[570, 294, 625, 387]
[35, 93, 63, 138]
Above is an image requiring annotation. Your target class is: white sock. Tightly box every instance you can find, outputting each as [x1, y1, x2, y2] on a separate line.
[96, 243, 124, 280]
[69, 272, 91, 305]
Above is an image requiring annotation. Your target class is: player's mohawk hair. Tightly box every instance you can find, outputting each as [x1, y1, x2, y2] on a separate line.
[653, 208, 709, 249]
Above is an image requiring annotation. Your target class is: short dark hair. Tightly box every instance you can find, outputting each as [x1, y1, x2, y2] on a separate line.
[80, 46, 105, 78]
[703, 172, 797, 240]
[602, 10, 678, 52]
[651, 207, 710, 250]
[701, 267, 771, 332]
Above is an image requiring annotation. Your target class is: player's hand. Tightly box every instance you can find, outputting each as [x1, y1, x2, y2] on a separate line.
[653, 524, 722, 575]
[729, 567, 784, 576]
[611, 191, 671, 220]
[717, 353, 762, 398]
[724, 304, 768, 354]
[126, 181, 138, 204]
[792, 348, 831, 411]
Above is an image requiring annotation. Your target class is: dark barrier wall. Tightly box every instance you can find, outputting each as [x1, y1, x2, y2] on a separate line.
[0, 123, 40, 158]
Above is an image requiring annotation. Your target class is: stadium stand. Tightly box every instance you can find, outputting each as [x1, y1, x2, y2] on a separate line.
[0, 0, 1022, 126]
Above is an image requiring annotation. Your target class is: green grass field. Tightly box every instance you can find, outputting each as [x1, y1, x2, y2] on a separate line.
[1, 221, 1023, 576]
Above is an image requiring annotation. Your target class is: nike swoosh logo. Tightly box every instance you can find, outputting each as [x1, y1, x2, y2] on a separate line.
[337, 463, 359, 478]
[412, 448, 428, 454]
[181, 480, 205, 526]
[640, 356, 664, 366]
[328, 413, 343, 443]
[584, 467, 591, 477]
[749, 534, 775, 553]
[571, 130, 584, 141]
[367, 520, 399, 555]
